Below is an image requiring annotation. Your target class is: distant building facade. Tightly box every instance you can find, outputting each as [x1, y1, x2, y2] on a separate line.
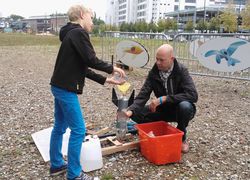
[22, 15, 68, 33]
[0, 15, 68, 34]
[105, 0, 246, 26]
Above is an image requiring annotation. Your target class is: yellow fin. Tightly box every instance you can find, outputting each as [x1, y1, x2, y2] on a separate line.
[117, 82, 131, 95]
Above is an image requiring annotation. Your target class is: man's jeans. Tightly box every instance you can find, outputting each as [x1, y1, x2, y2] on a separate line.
[131, 101, 196, 141]
[50, 86, 85, 179]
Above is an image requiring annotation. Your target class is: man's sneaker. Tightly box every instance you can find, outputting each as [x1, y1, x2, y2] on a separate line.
[71, 171, 99, 180]
[181, 141, 189, 153]
[50, 163, 67, 176]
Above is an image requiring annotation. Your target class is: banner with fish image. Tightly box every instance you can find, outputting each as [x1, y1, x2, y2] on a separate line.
[116, 40, 149, 68]
[189, 38, 208, 58]
[196, 37, 250, 72]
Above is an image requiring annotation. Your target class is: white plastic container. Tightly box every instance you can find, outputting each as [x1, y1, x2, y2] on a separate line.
[80, 135, 103, 172]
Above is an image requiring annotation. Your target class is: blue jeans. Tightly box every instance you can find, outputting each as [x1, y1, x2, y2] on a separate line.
[50, 86, 85, 179]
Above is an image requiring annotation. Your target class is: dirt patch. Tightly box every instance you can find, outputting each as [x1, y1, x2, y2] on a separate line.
[0, 46, 249, 179]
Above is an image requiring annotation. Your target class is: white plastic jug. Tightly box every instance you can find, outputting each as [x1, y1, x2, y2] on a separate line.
[80, 135, 103, 172]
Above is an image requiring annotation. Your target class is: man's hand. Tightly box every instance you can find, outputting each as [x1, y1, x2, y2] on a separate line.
[123, 110, 133, 117]
[149, 98, 160, 112]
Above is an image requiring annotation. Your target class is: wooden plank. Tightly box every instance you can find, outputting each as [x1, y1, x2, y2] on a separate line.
[102, 141, 139, 156]
[86, 123, 94, 129]
[106, 136, 123, 146]
[87, 127, 111, 136]
[94, 127, 111, 136]
[86, 129, 96, 135]
[100, 134, 133, 143]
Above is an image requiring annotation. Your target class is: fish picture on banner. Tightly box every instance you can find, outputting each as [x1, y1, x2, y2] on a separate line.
[196, 37, 250, 72]
[116, 40, 149, 68]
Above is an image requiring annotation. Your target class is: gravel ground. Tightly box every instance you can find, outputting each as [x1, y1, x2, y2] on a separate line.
[0, 46, 249, 180]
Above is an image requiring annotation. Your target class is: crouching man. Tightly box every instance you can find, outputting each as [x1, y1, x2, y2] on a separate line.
[125, 44, 198, 153]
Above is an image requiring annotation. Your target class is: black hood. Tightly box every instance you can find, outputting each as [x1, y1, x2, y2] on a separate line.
[59, 22, 82, 41]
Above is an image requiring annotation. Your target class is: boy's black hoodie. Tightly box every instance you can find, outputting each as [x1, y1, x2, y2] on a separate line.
[50, 22, 113, 94]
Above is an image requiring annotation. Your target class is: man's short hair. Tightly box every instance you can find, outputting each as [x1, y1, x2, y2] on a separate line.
[67, 5, 91, 22]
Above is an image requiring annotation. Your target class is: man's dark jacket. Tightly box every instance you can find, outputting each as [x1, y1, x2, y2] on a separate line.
[50, 22, 113, 94]
[129, 59, 198, 112]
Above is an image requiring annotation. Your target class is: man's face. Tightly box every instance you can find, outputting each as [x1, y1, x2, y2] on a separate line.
[82, 11, 94, 33]
[156, 50, 173, 71]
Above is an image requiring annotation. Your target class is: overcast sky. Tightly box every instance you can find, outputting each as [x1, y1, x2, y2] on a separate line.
[0, 0, 107, 20]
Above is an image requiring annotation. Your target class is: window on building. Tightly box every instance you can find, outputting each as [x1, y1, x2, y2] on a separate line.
[174, 5, 179, 11]
[138, 4, 146, 10]
[119, 4, 126, 10]
[138, 0, 146, 3]
[119, 10, 126, 15]
[118, 15, 126, 20]
[184, 5, 196, 10]
[175, 0, 179, 2]
[119, 0, 127, 3]
[137, 11, 145, 17]
[185, 0, 196, 3]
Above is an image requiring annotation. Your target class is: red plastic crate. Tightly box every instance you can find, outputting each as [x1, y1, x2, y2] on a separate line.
[136, 121, 184, 165]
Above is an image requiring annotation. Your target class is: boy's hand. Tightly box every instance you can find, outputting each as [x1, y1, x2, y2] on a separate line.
[106, 76, 125, 85]
[113, 66, 125, 78]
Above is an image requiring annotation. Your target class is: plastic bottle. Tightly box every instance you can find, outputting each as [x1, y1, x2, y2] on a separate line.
[80, 135, 103, 172]
[116, 110, 128, 141]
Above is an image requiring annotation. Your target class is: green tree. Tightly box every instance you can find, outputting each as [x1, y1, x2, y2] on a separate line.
[164, 19, 172, 32]
[219, 1, 237, 32]
[99, 24, 118, 32]
[241, 2, 250, 29]
[157, 19, 167, 32]
[171, 20, 178, 31]
[111, 25, 119, 31]
[133, 22, 138, 32]
[9, 14, 24, 21]
[184, 20, 194, 32]
[196, 20, 208, 32]
[157, 19, 175, 32]
[93, 17, 105, 26]
[208, 15, 221, 32]
[135, 20, 148, 32]
[91, 13, 105, 35]
[50, 13, 67, 17]
[148, 21, 158, 32]
[120, 22, 130, 32]
[127, 22, 135, 32]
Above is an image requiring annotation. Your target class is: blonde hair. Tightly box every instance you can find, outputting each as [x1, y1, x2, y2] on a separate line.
[67, 5, 91, 22]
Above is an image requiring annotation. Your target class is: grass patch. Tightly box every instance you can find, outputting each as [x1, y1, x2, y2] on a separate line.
[240, 90, 250, 98]
[0, 33, 101, 47]
[0, 33, 60, 46]
[101, 173, 114, 180]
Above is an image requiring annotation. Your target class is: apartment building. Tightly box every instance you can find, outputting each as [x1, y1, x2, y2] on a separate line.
[106, 0, 176, 25]
[105, 0, 246, 26]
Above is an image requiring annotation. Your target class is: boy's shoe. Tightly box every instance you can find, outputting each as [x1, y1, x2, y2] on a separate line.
[70, 171, 99, 180]
[181, 141, 189, 153]
[50, 163, 67, 176]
